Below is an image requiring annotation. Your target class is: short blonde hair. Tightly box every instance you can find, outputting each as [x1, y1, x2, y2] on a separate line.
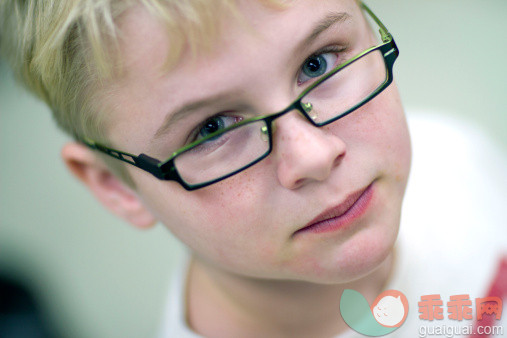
[0, 0, 282, 185]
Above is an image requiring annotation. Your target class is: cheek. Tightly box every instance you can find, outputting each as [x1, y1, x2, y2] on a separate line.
[190, 170, 264, 224]
[343, 86, 411, 180]
[131, 164, 274, 262]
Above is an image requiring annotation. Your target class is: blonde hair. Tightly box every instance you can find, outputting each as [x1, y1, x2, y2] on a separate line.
[0, 0, 282, 185]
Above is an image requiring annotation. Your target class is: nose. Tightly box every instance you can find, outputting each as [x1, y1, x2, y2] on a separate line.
[274, 111, 346, 190]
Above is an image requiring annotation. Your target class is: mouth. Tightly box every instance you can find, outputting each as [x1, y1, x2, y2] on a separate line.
[293, 181, 375, 236]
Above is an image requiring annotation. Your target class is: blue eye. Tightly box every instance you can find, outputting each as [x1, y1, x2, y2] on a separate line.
[303, 55, 327, 77]
[200, 116, 225, 138]
[196, 115, 242, 141]
[298, 52, 338, 84]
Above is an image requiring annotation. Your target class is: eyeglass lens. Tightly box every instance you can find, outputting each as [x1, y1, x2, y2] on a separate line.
[302, 49, 387, 125]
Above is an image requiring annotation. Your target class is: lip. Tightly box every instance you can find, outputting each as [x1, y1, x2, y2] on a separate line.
[294, 181, 375, 236]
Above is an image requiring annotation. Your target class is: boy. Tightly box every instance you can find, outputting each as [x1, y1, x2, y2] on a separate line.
[1, 0, 505, 337]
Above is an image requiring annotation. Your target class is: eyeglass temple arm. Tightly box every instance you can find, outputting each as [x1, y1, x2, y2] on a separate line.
[81, 137, 169, 180]
[360, 2, 392, 43]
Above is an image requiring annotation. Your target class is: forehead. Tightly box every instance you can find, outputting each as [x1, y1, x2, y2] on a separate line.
[106, 0, 364, 149]
[118, 0, 360, 76]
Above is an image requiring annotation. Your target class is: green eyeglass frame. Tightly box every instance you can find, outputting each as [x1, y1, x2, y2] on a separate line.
[81, 2, 399, 190]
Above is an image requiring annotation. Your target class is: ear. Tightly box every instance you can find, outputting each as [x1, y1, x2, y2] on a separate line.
[61, 142, 157, 229]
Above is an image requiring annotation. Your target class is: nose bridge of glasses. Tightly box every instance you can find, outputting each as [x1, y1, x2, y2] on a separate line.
[265, 101, 320, 139]
[281, 100, 319, 124]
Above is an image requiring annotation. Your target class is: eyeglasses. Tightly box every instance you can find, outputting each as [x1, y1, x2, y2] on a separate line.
[81, 2, 398, 191]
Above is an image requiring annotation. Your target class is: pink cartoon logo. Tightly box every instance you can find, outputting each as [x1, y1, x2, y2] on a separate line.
[371, 289, 409, 327]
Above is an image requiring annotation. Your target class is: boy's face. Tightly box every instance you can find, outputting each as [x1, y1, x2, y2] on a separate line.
[104, 0, 411, 283]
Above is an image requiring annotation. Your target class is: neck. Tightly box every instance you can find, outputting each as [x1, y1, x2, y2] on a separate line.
[186, 251, 395, 338]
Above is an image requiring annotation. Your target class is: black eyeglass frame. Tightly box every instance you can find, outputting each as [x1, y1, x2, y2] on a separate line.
[81, 2, 399, 191]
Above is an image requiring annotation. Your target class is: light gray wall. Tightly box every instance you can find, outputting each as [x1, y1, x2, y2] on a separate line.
[1, 1, 506, 337]
[378, 0, 507, 148]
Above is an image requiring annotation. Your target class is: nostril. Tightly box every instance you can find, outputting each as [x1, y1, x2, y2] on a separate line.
[293, 178, 305, 188]
[333, 152, 346, 167]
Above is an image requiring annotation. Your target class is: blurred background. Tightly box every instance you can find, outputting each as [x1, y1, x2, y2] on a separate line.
[1, 0, 506, 337]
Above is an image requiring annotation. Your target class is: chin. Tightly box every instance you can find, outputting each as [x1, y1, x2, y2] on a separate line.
[337, 233, 396, 283]
[290, 216, 400, 285]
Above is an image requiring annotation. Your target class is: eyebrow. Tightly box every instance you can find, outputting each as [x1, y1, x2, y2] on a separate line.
[153, 92, 236, 139]
[152, 11, 351, 141]
[301, 12, 350, 50]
